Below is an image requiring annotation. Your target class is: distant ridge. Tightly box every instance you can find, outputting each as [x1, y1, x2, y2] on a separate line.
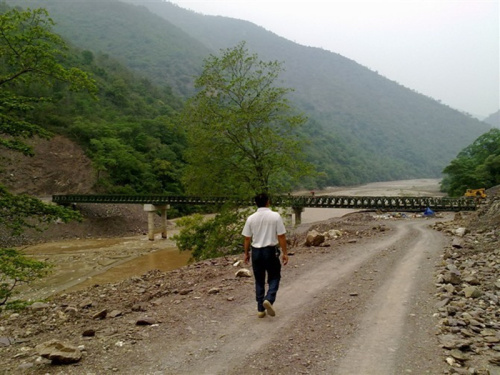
[484, 110, 500, 128]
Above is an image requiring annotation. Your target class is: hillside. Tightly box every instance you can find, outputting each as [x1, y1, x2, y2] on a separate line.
[484, 110, 500, 128]
[3, 0, 492, 186]
[129, 0, 491, 180]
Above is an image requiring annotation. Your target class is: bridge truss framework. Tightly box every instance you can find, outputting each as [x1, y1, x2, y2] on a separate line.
[52, 194, 476, 211]
[52, 194, 476, 240]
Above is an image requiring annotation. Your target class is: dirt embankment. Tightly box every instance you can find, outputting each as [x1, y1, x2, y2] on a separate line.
[1, 135, 96, 197]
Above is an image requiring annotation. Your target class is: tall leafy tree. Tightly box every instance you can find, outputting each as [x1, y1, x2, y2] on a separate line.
[0, 6, 96, 155]
[180, 42, 313, 197]
[0, 6, 95, 306]
[441, 128, 500, 196]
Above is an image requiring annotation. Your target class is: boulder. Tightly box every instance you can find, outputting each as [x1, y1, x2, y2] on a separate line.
[443, 271, 462, 285]
[305, 230, 325, 247]
[464, 286, 482, 298]
[451, 237, 464, 249]
[453, 227, 467, 237]
[35, 339, 82, 364]
[235, 268, 252, 278]
[29, 302, 50, 311]
[327, 229, 342, 239]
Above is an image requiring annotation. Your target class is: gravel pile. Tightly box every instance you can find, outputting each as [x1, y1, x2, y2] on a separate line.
[434, 197, 500, 374]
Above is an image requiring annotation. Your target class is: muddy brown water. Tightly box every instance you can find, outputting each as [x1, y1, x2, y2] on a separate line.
[21, 179, 441, 300]
[65, 247, 192, 293]
[20, 235, 191, 299]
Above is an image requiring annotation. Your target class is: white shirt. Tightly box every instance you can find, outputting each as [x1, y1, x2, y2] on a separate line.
[242, 207, 286, 248]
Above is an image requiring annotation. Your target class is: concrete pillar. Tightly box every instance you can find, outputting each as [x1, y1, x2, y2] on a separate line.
[143, 204, 169, 241]
[293, 206, 304, 226]
[160, 207, 167, 239]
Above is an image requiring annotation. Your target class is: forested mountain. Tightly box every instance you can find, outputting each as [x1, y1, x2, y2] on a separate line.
[4, 0, 493, 187]
[1, 2, 188, 195]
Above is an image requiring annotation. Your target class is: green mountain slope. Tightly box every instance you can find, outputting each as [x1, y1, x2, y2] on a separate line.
[133, 0, 491, 182]
[6, 0, 209, 96]
[5, 0, 492, 186]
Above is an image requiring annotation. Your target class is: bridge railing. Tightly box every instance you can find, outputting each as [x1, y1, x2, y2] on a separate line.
[52, 194, 477, 212]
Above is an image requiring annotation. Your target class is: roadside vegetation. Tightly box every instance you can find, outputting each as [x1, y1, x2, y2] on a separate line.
[174, 42, 312, 260]
[441, 128, 500, 197]
[0, 7, 93, 306]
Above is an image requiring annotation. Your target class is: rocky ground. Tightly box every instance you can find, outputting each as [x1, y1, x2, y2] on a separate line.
[432, 196, 500, 374]
[0, 192, 498, 374]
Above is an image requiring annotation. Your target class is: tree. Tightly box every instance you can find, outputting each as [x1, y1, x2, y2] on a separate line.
[0, 248, 50, 306]
[180, 42, 313, 197]
[0, 7, 95, 307]
[0, 7, 96, 155]
[441, 128, 500, 196]
[172, 206, 252, 261]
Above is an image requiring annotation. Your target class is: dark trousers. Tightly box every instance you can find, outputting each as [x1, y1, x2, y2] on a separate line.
[251, 246, 281, 312]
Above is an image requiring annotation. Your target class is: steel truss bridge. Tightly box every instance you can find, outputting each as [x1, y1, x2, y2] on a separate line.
[52, 194, 477, 212]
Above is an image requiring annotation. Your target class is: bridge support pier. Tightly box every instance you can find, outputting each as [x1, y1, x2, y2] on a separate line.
[292, 206, 304, 226]
[144, 204, 170, 241]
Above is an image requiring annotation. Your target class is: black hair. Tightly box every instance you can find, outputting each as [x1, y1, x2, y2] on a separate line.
[255, 193, 269, 208]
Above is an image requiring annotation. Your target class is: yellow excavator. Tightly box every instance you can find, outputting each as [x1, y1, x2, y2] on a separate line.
[464, 188, 487, 199]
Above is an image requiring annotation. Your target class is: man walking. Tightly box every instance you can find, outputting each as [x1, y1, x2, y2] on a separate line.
[242, 193, 288, 318]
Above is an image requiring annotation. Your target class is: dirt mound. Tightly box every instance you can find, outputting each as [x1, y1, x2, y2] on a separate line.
[468, 193, 500, 231]
[0, 135, 96, 196]
[0, 136, 153, 247]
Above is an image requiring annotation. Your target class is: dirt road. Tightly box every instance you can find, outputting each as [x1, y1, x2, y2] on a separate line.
[117, 216, 448, 374]
[2, 179, 459, 374]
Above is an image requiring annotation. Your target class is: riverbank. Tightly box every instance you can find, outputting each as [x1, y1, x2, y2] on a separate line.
[13, 179, 443, 300]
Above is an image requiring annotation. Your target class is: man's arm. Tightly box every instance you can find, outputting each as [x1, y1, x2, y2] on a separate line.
[243, 236, 251, 264]
[278, 234, 288, 265]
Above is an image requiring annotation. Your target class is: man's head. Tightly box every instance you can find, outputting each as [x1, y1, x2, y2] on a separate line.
[255, 193, 269, 208]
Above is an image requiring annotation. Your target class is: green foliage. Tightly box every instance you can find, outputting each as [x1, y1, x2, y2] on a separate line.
[0, 248, 51, 306]
[0, 185, 82, 236]
[3, 299, 33, 311]
[181, 42, 313, 196]
[0, 6, 91, 306]
[1, 5, 187, 195]
[68, 115, 186, 194]
[173, 206, 251, 261]
[0, 7, 97, 156]
[441, 128, 500, 196]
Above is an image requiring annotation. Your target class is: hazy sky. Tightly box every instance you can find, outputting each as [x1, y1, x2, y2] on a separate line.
[168, 0, 499, 118]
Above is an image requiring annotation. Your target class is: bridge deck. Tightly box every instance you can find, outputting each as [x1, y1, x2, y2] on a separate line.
[52, 194, 477, 212]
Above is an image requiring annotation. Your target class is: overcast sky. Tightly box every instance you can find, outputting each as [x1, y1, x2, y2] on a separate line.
[167, 0, 499, 118]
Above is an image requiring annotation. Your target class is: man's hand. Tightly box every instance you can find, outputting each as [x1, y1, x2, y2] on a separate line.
[278, 234, 288, 265]
[282, 253, 289, 266]
[243, 236, 251, 264]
